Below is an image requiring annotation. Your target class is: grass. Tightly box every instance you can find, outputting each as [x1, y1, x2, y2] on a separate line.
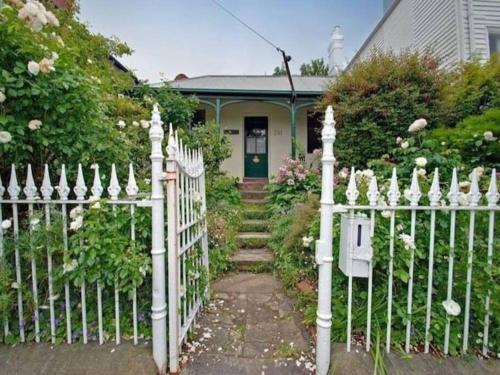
[274, 341, 300, 359]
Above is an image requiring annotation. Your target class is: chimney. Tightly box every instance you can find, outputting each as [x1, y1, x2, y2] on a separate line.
[328, 25, 345, 76]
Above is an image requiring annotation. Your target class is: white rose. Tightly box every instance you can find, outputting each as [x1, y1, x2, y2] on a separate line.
[51, 52, 59, 61]
[91, 202, 101, 209]
[381, 210, 391, 218]
[39, 57, 55, 73]
[132, 121, 140, 127]
[140, 120, 150, 129]
[28, 61, 40, 75]
[408, 118, 427, 133]
[302, 236, 314, 248]
[46, 11, 59, 26]
[117, 120, 126, 129]
[0, 91, 6, 103]
[399, 233, 415, 250]
[415, 157, 427, 167]
[1, 219, 12, 230]
[30, 218, 40, 229]
[483, 131, 496, 142]
[401, 141, 409, 149]
[416, 168, 426, 177]
[69, 215, 83, 231]
[28, 119, 42, 130]
[361, 169, 374, 179]
[338, 170, 348, 179]
[63, 259, 78, 274]
[69, 206, 82, 219]
[0, 131, 12, 143]
[396, 137, 402, 144]
[442, 299, 461, 316]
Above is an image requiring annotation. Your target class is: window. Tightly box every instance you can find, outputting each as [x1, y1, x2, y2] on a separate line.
[489, 31, 500, 55]
[191, 109, 206, 128]
[307, 111, 322, 153]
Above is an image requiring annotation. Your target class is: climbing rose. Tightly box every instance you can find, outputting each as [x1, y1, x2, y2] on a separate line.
[399, 233, 415, 250]
[39, 57, 55, 73]
[396, 136, 402, 144]
[401, 141, 409, 149]
[1, 219, 12, 230]
[28, 119, 42, 130]
[415, 157, 427, 167]
[28, 61, 40, 75]
[442, 299, 461, 316]
[0, 131, 12, 143]
[132, 121, 140, 127]
[408, 118, 427, 133]
[0, 91, 6, 103]
[117, 120, 126, 129]
[416, 168, 426, 177]
[483, 131, 496, 141]
[140, 120, 150, 129]
[381, 210, 391, 218]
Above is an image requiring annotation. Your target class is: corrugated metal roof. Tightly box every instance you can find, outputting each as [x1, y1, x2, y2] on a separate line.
[154, 75, 332, 94]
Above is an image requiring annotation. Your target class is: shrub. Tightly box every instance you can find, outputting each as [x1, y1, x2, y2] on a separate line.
[322, 51, 446, 167]
[443, 55, 500, 127]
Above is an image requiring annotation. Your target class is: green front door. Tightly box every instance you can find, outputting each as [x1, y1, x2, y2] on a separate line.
[244, 117, 268, 178]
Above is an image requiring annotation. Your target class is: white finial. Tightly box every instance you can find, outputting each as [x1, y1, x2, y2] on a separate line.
[468, 168, 481, 207]
[404, 169, 422, 206]
[322, 106, 336, 142]
[57, 165, 70, 200]
[126, 163, 139, 198]
[448, 168, 459, 208]
[74, 164, 87, 201]
[428, 168, 441, 207]
[367, 175, 379, 206]
[8, 165, 21, 199]
[387, 168, 400, 206]
[24, 164, 37, 199]
[166, 123, 177, 159]
[486, 169, 499, 208]
[91, 164, 103, 199]
[149, 103, 164, 142]
[107, 164, 121, 200]
[346, 167, 359, 205]
[41, 164, 53, 200]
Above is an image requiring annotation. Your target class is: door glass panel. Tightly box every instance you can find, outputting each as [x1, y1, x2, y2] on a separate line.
[246, 136, 256, 154]
[256, 137, 266, 154]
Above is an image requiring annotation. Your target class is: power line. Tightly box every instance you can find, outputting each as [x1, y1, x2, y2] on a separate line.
[210, 0, 284, 53]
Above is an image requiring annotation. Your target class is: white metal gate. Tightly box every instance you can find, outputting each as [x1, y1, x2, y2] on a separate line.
[315, 106, 499, 375]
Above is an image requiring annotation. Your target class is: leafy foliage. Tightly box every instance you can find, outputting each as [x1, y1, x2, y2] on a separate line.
[300, 58, 329, 76]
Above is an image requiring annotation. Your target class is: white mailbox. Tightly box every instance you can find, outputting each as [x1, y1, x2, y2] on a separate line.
[339, 214, 372, 278]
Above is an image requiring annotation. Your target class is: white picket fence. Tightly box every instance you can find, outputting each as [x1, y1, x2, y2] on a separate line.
[315, 106, 499, 375]
[0, 104, 208, 374]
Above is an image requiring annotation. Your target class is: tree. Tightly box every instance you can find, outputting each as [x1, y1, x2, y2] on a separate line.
[300, 58, 329, 76]
[272, 64, 287, 76]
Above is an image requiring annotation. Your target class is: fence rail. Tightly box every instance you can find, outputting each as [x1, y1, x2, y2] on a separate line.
[315, 106, 499, 375]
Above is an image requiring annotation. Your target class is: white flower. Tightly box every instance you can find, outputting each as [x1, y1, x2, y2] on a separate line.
[140, 120, 150, 129]
[87, 59, 93, 64]
[51, 51, 59, 60]
[396, 137, 402, 144]
[0, 91, 6, 103]
[302, 236, 314, 248]
[381, 210, 391, 218]
[193, 191, 202, 204]
[442, 299, 461, 316]
[39, 57, 55, 73]
[28, 61, 40, 75]
[30, 217, 40, 229]
[63, 259, 78, 274]
[1, 219, 12, 230]
[361, 169, 374, 180]
[415, 157, 427, 167]
[69, 216, 83, 231]
[483, 131, 497, 142]
[144, 178, 151, 185]
[458, 192, 469, 206]
[90, 163, 97, 170]
[69, 206, 82, 219]
[139, 266, 147, 277]
[408, 118, 427, 133]
[28, 119, 42, 130]
[0, 131, 12, 143]
[117, 120, 126, 129]
[469, 166, 484, 179]
[401, 141, 409, 149]
[338, 169, 348, 179]
[11, 282, 19, 289]
[399, 233, 415, 250]
[46, 11, 59, 27]
[132, 121, 140, 127]
[91, 202, 100, 209]
[416, 168, 426, 177]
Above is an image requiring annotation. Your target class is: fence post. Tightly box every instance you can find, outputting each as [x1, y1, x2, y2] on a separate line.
[316, 105, 336, 375]
[166, 124, 180, 374]
[149, 104, 168, 374]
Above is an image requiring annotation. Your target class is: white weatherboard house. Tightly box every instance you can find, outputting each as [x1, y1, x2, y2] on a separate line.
[166, 75, 332, 180]
[349, 0, 500, 69]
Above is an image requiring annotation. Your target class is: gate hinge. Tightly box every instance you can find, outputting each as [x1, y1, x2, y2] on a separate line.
[315, 239, 333, 265]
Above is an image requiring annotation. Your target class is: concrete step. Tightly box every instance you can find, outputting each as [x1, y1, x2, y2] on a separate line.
[242, 198, 266, 205]
[240, 190, 267, 200]
[236, 232, 271, 249]
[230, 248, 274, 271]
[241, 219, 268, 232]
[242, 209, 268, 220]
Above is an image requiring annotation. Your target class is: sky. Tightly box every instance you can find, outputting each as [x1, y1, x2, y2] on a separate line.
[78, 0, 383, 83]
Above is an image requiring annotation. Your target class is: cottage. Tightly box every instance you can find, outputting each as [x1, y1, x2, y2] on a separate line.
[162, 75, 331, 179]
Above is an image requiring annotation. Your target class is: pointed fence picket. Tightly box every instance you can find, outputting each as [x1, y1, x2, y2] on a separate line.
[0, 104, 208, 374]
[315, 106, 500, 375]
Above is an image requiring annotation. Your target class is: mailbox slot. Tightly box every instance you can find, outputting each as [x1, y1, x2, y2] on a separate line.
[339, 214, 372, 278]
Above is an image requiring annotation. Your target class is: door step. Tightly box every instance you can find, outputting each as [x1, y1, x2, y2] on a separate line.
[236, 232, 271, 249]
[230, 248, 273, 271]
[241, 219, 268, 232]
